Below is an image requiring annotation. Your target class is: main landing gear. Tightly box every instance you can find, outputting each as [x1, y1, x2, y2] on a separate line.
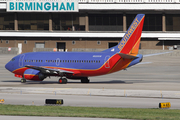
[58, 78, 67, 84]
[21, 78, 26, 83]
[81, 77, 89, 83]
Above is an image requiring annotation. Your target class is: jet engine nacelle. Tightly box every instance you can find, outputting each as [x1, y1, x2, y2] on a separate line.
[24, 69, 46, 81]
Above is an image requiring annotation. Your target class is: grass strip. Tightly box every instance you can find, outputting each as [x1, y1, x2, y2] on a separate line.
[0, 104, 180, 120]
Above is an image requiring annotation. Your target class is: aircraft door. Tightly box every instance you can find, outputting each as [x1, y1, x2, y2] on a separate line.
[18, 43, 22, 54]
[56, 58, 60, 66]
[19, 54, 25, 67]
[104, 55, 110, 68]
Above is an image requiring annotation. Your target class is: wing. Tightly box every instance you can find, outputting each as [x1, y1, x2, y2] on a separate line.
[25, 65, 74, 76]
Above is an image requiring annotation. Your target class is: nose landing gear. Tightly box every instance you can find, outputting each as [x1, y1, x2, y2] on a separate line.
[21, 78, 26, 83]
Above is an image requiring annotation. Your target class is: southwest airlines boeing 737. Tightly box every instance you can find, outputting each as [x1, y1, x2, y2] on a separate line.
[5, 14, 145, 84]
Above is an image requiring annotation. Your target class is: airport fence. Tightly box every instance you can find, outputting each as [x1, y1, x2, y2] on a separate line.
[0, 47, 18, 54]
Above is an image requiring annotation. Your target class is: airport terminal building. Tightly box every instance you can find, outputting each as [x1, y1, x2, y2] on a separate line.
[0, 0, 180, 53]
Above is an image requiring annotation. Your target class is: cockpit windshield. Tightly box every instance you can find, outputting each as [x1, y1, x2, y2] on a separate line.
[11, 58, 15, 61]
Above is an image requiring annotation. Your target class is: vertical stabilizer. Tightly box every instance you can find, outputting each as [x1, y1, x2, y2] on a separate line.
[103, 14, 145, 56]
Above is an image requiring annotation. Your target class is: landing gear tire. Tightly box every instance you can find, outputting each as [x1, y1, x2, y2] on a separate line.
[81, 77, 89, 83]
[62, 78, 67, 84]
[58, 78, 67, 84]
[21, 78, 26, 83]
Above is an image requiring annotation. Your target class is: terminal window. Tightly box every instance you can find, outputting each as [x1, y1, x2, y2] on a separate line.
[0, 13, 14, 30]
[52, 13, 85, 31]
[127, 14, 162, 31]
[18, 13, 49, 30]
[89, 14, 123, 31]
[35, 43, 45, 48]
[166, 14, 180, 31]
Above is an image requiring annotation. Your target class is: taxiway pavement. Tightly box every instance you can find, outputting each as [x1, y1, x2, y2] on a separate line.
[0, 116, 128, 120]
[1, 93, 180, 109]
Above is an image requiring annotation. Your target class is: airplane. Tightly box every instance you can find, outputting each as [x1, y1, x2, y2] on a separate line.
[5, 14, 145, 84]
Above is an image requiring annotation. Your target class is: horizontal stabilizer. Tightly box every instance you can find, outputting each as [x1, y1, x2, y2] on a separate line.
[143, 51, 173, 57]
[117, 53, 138, 59]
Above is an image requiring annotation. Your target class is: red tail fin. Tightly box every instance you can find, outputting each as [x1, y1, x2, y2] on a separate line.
[118, 14, 145, 55]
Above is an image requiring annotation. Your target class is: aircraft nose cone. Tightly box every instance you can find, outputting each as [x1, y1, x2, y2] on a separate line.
[5, 62, 9, 70]
[5, 62, 12, 72]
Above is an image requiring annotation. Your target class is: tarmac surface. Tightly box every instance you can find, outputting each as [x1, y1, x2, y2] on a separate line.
[1, 54, 180, 90]
[1, 93, 180, 109]
[0, 116, 128, 120]
[0, 53, 180, 119]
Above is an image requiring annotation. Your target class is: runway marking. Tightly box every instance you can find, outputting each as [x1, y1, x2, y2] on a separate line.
[35, 88, 72, 91]
[53, 88, 72, 90]
[138, 62, 152, 65]
[87, 88, 91, 95]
